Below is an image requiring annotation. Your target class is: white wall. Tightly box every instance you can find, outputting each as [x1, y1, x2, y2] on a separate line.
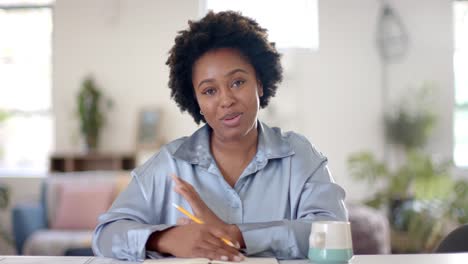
[283, 0, 455, 200]
[384, 0, 454, 160]
[53, 0, 200, 154]
[52, 0, 454, 202]
[285, 0, 384, 199]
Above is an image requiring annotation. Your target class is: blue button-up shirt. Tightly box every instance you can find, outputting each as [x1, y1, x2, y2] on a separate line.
[92, 122, 347, 261]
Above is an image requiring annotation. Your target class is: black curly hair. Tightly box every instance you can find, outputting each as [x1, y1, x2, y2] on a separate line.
[166, 10, 283, 124]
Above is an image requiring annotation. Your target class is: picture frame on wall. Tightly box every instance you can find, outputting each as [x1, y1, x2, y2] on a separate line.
[137, 108, 161, 150]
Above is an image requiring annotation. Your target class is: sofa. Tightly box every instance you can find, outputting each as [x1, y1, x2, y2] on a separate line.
[12, 171, 130, 256]
[12, 172, 390, 255]
[347, 203, 391, 254]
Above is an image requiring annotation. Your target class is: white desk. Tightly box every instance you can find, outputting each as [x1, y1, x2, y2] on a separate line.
[0, 256, 138, 264]
[350, 253, 468, 264]
[1, 254, 468, 264]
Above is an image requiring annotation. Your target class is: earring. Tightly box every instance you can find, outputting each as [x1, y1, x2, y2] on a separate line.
[200, 110, 204, 116]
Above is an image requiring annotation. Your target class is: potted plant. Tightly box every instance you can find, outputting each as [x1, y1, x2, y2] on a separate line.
[0, 109, 10, 159]
[348, 83, 468, 252]
[348, 150, 465, 252]
[0, 184, 14, 247]
[384, 83, 436, 151]
[0, 109, 9, 123]
[77, 76, 113, 152]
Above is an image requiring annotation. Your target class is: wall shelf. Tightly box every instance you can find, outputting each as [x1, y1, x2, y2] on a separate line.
[50, 153, 136, 172]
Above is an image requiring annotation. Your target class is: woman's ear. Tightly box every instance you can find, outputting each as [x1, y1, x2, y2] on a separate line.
[257, 80, 264, 97]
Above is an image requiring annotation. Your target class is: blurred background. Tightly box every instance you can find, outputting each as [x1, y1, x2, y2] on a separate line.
[0, 0, 467, 257]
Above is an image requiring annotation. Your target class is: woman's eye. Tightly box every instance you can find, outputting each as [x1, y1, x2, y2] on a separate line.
[202, 88, 216, 95]
[232, 80, 245, 88]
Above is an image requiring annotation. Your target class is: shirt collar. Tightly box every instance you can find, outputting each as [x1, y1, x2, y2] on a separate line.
[172, 121, 295, 169]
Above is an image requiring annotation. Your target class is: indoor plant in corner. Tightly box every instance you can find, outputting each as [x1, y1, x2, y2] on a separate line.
[77, 76, 113, 152]
[0, 111, 13, 247]
[348, 83, 468, 253]
[0, 184, 14, 247]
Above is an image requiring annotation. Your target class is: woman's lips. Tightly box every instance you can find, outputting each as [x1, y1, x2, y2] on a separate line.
[221, 112, 242, 127]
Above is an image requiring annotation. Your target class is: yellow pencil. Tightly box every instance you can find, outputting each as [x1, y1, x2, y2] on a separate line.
[172, 203, 237, 248]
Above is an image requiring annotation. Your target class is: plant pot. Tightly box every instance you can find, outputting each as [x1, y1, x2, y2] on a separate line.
[389, 197, 445, 253]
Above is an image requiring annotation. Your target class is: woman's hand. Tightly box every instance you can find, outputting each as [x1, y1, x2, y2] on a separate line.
[147, 223, 244, 262]
[171, 174, 224, 225]
[171, 174, 246, 249]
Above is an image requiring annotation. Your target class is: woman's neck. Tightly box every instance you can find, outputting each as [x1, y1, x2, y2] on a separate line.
[210, 124, 259, 186]
[210, 125, 259, 156]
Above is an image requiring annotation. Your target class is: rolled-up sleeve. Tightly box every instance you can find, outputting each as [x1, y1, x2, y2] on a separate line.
[238, 160, 348, 259]
[92, 172, 173, 261]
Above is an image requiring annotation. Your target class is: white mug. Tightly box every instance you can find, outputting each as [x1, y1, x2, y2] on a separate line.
[308, 221, 353, 263]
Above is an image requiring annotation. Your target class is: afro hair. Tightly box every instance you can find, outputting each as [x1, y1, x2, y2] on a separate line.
[166, 10, 283, 124]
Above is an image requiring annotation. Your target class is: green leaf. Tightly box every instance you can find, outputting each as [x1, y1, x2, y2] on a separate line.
[0, 185, 10, 210]
[0, 110, 10, 123]
[76, 76, 113, 150]
[347, 151, 388, 184]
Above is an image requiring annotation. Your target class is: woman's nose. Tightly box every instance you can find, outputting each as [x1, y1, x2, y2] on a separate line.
[220, 88, 235, 108]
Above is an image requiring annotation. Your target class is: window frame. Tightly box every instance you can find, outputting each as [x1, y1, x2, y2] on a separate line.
[453, 1, 468, 171]
[0, 3, 54, 177]
[199, 0, 319, 50]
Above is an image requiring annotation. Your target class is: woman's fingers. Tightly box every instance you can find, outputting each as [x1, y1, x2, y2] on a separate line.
[194, 247, 244, 262]
[209, 227, 240, 249]
[205, 229, 238, 251]
[172, 175, 197, 198]
[174, 185, 203, 211]
[171, 174, 206, 213]
[176, 217, 192, 225]
[197, 245, 244, 262]
[152, 223, 242, 261]
[171, 174, 225, 225]
[172, 174, 192, 188]
[196, 228, 244, 261]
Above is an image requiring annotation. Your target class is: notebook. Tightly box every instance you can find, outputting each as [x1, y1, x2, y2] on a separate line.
[143, 257, 278, 264]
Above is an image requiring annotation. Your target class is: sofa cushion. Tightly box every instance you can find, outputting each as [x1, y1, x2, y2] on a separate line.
[45, 171, 130, 226]
[348, 203, 391, 254]
[23, 230, 93, 256]
[51, 181, 115, 230]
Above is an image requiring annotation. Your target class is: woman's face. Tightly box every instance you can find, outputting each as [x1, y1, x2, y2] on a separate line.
[192, 48, 263, 141]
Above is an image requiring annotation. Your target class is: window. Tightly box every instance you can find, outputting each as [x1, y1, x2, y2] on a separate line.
[0, 1, 53, 175]
[454, 1, 468, 167]
[200, 0, 319, 50]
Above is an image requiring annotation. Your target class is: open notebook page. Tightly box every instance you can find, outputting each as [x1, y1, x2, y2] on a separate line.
[143, 257, 278, 264]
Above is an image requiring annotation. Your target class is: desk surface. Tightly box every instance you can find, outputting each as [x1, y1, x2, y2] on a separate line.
[1, 253, 468, 264]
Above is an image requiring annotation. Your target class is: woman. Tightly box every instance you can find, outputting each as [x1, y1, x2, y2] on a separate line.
[92, 11, 347, 262]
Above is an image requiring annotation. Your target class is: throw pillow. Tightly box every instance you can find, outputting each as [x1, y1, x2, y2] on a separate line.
[51, 182, 115, 230]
